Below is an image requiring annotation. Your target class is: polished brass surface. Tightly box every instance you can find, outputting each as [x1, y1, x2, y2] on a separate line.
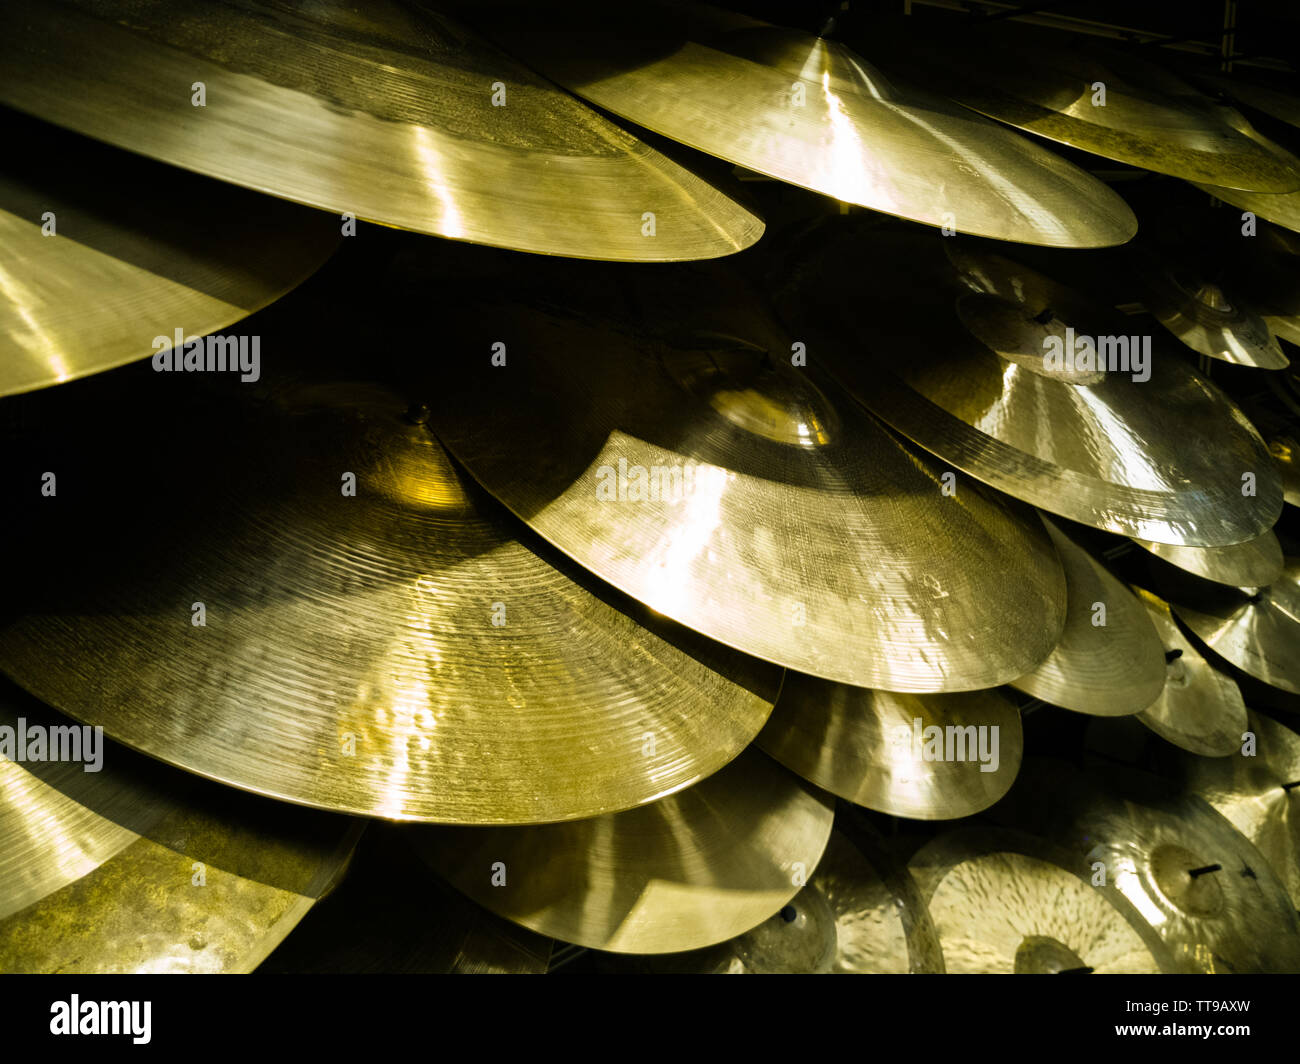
[777, 222, 1284, 547]
[0, 0, 762, 261]
[469, 2, 1135, 247]
[1133, 528, 1285, 587]
[426, 262, 1067, 692]
[1010, 519, 1166, 716]
[0, 374, 779, 823]
[1172, 558, 1300, 695]
[758, 673, 1022, 819]
[908, 826, 1177, 973]
[415, 749, 835, 954]
[0, 108, 337, 397]
[0, 683, 360, 973]
[1131, 587, 1247, 757]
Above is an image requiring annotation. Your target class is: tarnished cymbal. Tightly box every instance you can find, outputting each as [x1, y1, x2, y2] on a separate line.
[908, 826, 1177, 973]
[415, 749, 835, 954]
[0, 373, 779, 823]
[0, 0, 762, 261]
[1010, 519, 1166, 716]
[0, 681, 361, 973]
[0, 107, 337, 397]
[425, 260, 1067, 692]
[776, 221, 1284, 546]
[469, 2, 1135, 247]
[1133, 528, 1284, 588]
[758, 673, 1022, 819]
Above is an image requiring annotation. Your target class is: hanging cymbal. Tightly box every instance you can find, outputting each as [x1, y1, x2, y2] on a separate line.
[1191, 181, 1300, 237]
[1270, 435, 1300, 507]
[758, 672, 1022, 819]
[1197, 76, 1300, 133]
[775, 221, 1284, 547]
[908, 826, 1177, 973]
[0, 0, 761, 261]
[0, 681, 361, 973]
[0, 373, 779, 824]
[467, 2, 1134, 247]
[0, 106, 337, 397]
[414, 749, 835, 954]
[1172, 558, 1300, 696]
[1133, 528, 1284, 587]
[424, 260, 1067, 692]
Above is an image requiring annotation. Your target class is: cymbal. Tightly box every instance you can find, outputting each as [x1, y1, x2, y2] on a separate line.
[0, 106, 337, 397]
[0, 681, 361, 973]
[414, 749, 835, 954]
[1270, 434, 1300, 507]
[1172, 558, 1300, 695]
[1191, 181, 1300, 237]
[1197, 76, 1300, 132]
[426, 261, 1068, 691]
[1214, 223, 1300, 344]
[776, 222, 1284, 546]
[758, 673, 1022, 819]
[469, 2, 1135, 247]
[0, 374, 779, 823]
[1130, 587, 1248, 757]
[1133, 528, 1285, 587]
[908, 826, 1177, 973]
[0, 0, 762, 261]
[1010, 519, 1166, 716]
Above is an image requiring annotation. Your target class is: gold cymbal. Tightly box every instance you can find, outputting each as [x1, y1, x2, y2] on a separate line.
[0, 374, 779, 823]
[0, 0, 761, 261]
[414, 749, 835, 954]
[1270, 434, 1300, 507]
[908, 826, 1177, 973]
[1213, 223, 1300, 345]
[0, 107, 337, 397]
[1191, 181, 1300, 238]
[0, 681, 361, 973]
[1133, 528, 1285, 587]
[468, 2, 1135, 247]
[1198, 76, 1300, 132]
[1172, 558, 1300, 695]
[425, 261, 1067, 692]
[758, 673, 1022, 819]
[1130, 587, 1247, 757]
[777, 222, 1284, 546]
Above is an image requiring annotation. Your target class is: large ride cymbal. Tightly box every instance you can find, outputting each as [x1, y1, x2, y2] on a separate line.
[0, 681, 361, 973]
[0, 107, 337, 397]
[414, 749, 835, 954]
[425, 261, 1066, 692]
[0, 0, 761, 261]
[1133, 528, 1284, 588]
[758, 673, 1022, 819]
[0, 373, 779, 823]
[776, 222, 1284, 547]
[468, 2, 1134, 247]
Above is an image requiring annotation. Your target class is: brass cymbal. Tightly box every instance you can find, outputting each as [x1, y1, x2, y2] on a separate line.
[1197, 76, 1300, 132]
[426, 262, 1067, 692]
[0, 374, 779, 823]
[0, 681, 361, 973]
[1130, 587, 1247, 757]
[1010, 519, 1167, 716]
[1133, 528, 1285, 587]
[0, 0, 762, 261]
[777, 222, 1284, 546]
[1213, 223, 1300, 345]
[1270, 434, 1300, 507]
[0, 107, 337, 397]
[908, 826, 1177, 973]
[758, 673, 1022, 819]
[1191, 181, 1300, 238]
[414, 749, 835, 954]
[1172, 558, 1300, 695]
[468, 2, 1135, 247]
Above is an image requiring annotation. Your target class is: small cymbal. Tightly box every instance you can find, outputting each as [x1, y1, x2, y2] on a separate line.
[0, 0, 761, 260]
[1133, 528, 1285, 587]
[0, 681, 361, 973]
[758, 673, 1022, 819]
[414, 749, 835, 954]
[1010, 519, 1167, 717]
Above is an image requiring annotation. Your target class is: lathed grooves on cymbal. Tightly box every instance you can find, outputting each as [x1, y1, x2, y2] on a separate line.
[0, 0, 763, 261]
[426, 263, 1067, 692]
[467, 2, 1135, 248]
[414, 749, 835, 954]
[0, 375, 779, 824]
[758, 673, 1022, 819]
[0, 683, 360, 974]
[777, 222, 1283, 547]
[1133, 528, 1284, 587]
[0, 107, 338, 397]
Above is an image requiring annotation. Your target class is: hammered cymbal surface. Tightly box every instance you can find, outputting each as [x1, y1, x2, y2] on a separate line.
[1134, 528, 1284, 587]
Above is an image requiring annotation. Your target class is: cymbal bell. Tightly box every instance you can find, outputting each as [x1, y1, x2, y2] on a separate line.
[0, 0, 762, 260]
[1133, 528, 1285, 587]
[0, 681, 361, 973]
[414, 749, 835, 954]
[758, 673, 1023, 819]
